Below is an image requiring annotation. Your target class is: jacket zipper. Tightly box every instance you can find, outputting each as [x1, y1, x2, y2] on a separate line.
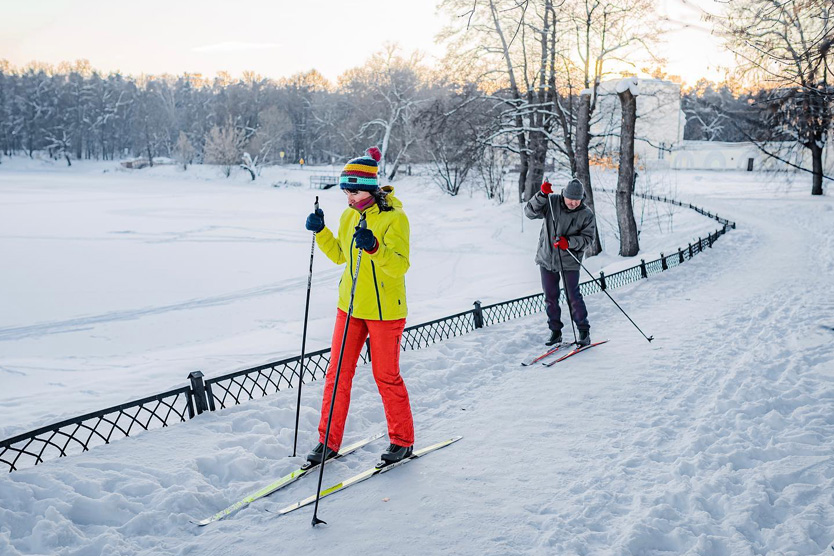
[371, 261, 383, 320]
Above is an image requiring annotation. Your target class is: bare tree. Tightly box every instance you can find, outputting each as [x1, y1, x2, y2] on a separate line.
[174, 131, 195, 170]
[204, 118, 245, 177]
[564, 0, 660, 255]
[477, 142, 513, 202]
[246, 106, 293, 165]
[717, 0, 833, 195]
[418, 89, 486, 196]
[339, 44, 428, 178]
[615, 77, 639, 256]
[439, 0, 563, 202]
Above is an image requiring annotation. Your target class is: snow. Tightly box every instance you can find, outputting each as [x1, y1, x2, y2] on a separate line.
[615, 77, 640, 96]
[0, 157, 717, 436]
[2, 158, 833, 555]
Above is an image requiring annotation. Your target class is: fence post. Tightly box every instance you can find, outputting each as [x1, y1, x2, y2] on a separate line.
[678, 247, 684, 264]
[708, 233, 713, 248]
[661, 253, 668, 271]
[473, 300, 484, 329]
[640, 259, 648, 278]
[188, 371, 210, 416]
[688, 243, 693, 258]
[599, 271, 607, 291]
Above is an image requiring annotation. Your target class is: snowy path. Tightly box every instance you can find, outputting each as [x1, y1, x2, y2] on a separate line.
[1, 170, 832, 555]
[0, 162, 720, 435]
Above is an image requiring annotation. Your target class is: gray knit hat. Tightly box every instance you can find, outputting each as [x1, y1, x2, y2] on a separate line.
[563, 178, 585, 200]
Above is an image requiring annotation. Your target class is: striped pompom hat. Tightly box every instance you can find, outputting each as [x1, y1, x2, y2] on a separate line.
[339, 147, 382, 191]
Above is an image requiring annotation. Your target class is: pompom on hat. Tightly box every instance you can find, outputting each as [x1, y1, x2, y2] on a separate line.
[562, 178, 585, 200]
[339, 147, 382, 191]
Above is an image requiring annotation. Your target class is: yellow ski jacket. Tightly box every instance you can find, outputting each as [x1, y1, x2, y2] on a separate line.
[315, 187, 409, 320]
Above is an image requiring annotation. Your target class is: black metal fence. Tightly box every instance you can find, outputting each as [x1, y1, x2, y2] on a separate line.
[309, 174, 340, 190]
[0, 193, 735, 472]
[0, 387, 194, 472]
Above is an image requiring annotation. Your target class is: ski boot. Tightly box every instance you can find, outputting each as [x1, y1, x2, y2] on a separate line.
[303, 442, 338, 469]
[578, 329, 591, 347]
[379, 443, 413, 466]
[545, 330, 562, 346]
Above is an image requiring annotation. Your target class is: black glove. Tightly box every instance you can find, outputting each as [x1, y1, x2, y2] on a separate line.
[305, 208, 324, 233]
[353, 226, 378, 251]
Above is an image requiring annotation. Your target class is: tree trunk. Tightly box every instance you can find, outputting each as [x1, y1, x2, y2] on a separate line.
[517, 153, 529, 203]
[616, 88, 639, 257]
[387, 139, 413, 181]
[810, 139, 823, 196]
[524, 132, 548, 201]
[574, 93, 602, 256]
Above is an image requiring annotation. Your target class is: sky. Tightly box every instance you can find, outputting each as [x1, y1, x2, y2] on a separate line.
[0, 0, 735, 86]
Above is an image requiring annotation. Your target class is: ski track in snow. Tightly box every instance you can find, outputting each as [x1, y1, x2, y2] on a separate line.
[0, 269, 343, 342]
[1, 166, 833, 555]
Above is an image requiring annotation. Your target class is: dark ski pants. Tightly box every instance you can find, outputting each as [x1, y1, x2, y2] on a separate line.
[540, 266, 590, 333]
[318, 309, 414, 452]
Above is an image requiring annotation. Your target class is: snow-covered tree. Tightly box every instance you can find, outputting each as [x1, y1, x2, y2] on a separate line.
[204, 119, 245, 177]
[174, 131, 195, 170]
[339, 44, 429, 179]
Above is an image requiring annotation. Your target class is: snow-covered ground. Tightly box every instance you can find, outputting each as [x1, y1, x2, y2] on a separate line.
[0, 157, 718, 436]
[2, 158, 832, 555]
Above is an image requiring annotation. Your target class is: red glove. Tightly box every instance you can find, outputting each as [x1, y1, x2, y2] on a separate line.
[540, 181, 553, 195]
[553, 236, 569, 250]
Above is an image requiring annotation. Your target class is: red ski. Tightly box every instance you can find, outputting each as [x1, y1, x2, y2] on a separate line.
[542, 340, 609, 366]
[521, 342, 573, 366]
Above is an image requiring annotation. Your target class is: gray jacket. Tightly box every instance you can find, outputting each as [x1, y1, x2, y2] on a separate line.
[524, 192, 596, 272]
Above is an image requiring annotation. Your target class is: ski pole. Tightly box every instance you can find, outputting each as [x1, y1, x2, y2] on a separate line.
[562, 247, 654, 343]
[547, 195, 578, 345]
[311, 212, 367, 527]
[292, 196, 319, 458]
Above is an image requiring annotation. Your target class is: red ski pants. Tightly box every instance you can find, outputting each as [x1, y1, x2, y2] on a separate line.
[318, 309, 414, 451]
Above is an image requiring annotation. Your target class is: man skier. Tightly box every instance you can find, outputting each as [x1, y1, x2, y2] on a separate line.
[524, 178, 597, 347]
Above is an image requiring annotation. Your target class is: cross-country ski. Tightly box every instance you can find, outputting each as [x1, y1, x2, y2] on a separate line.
[542, 340, 610, 366]
[191, 433, 382, 526]
[270, 436, 462, 517]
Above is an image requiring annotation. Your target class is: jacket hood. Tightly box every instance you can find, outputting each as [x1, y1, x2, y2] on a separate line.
[381, 185, 403, 209]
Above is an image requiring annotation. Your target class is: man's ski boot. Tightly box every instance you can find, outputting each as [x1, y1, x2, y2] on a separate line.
[303, 442, 338, 469]
[545, 330, 563, 346]
[578, 329, 591, 347]
[378, 443, 413, 467]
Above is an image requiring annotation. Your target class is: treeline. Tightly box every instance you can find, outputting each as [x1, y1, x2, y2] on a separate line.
[0, 54, 510, 198]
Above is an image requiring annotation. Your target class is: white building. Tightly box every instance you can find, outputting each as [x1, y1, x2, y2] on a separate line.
[591, 78, 685, 167]
[590, 78, 832, 174]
